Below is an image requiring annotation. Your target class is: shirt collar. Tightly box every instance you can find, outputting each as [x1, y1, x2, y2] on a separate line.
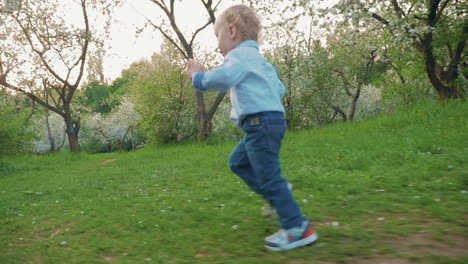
[237, 40, 259, 50]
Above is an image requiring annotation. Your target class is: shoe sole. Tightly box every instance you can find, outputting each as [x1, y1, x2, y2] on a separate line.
[265, 233, 318, 251]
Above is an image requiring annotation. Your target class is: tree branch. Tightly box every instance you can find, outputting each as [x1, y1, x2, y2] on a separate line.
[2, 82, 65, 117]
[449, 39, 466, 70]
[213, 0, 222, 12]
[189, 20, 212, 47]
[207, 92, 226, 118]
[70, 0, 90, 94]
[42, 78, 61, 109]
[149, 0, 172, 20]
[335, 69, 353, 96]
[437, 0, 450, 21]
[190, 0, 218, 51]
[407, 1, 416, 15]
[362, 50, 377, 85]
[146, 18, 188, 59]
[149, 0, 192, 58]
[14, 16, 69, 86]
[201, 0, 218, 23]
[391, 0, 406, 18]
[371, 12, 390, 25]
[332, 106, 347, 121]
[0, 53, 14, 84]
[169, 0, 175, 16]
[427, 0, 441, 27]
[446, 43, 454, 59]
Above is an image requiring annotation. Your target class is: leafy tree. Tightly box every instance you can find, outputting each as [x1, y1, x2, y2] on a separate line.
[142, 0, 225, 141]
[0, 0, 119, 152]
[266, 39, 319, 128]
[109, 76, 131, 96]
[269, 19, 388, 127]
[0, 0, 89, 153]
[124, 41, 197, 144]
[80, 98, 140, 153]
[77, 81, 120, 114]
[330, 0, 466, 99]
[133, 0, 330, 139]
[325, 24, 382, 121]
[378, 31, 435, 105]
[33, 111, 67, 153]
[0, 90, 35, 156]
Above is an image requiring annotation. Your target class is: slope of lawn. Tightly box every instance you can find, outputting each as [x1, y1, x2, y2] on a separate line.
[1, 100, 467, 263]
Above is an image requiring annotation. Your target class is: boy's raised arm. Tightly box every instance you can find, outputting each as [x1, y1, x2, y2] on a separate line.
[187, 54, 245, 93]
[186, 59, 202, 81]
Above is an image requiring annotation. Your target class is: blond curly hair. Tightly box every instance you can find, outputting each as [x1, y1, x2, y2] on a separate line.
[216, 4, 262, 42]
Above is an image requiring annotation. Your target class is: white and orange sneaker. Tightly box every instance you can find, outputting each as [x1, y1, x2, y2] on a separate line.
[264, 221, 318, 251]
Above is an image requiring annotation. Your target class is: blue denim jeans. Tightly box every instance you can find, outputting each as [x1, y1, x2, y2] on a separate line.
[228, 111, 306, 229]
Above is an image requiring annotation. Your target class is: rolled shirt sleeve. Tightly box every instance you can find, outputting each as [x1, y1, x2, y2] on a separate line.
[192, 54, 245, 93]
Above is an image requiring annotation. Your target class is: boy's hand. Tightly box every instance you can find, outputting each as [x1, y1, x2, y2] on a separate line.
[186, 59, 202, 80]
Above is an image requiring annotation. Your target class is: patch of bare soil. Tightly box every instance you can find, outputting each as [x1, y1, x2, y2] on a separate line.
[286, 231, 467, 264]
[99, 159, 119, 165]
[103, 255, 116, 262]
[394, 233, 467, 257]
[344, 258, 409, 264]
[348, 233, 468, 264]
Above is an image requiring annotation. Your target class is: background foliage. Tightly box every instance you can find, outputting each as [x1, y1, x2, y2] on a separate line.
[0, 91, 35, 156]
[0, 0, 465, 154]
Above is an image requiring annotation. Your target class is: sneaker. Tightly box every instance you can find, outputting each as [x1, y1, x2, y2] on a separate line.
[264, 221, 318, 251]
[261, 204, 278, 219]
[261, 183, 293, 219]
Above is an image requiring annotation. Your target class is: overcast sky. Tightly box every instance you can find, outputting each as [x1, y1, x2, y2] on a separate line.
[103, 0, 218, 80]
[100, 0, 339, 81]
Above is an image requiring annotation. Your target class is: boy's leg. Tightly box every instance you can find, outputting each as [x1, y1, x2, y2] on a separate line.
[262, 183, 292, 219]
[229, 137, 291, 218]
[242, 112, 306, 229]
[229, 138, 262, 194]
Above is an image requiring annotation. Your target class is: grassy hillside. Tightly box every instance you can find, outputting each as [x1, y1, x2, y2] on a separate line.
[1, 101, 467, 264]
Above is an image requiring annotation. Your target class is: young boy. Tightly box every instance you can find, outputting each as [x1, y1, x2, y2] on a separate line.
[186, 4, 317, 251]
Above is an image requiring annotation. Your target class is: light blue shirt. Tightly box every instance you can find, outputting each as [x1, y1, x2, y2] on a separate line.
[192, 40, 285, 127]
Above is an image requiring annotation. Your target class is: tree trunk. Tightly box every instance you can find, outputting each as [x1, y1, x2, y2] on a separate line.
[45, 114, 56, 152]
[196, 89, 226, 141]
[422, 37, 460, 100]
[120, 125, 132, 151]
[332, 106, 347, 121]
[199, 116, 209, 141]
[147, 0, 225, 142]
[65, 117, 80, 153]
[197, 108, 215, 140]
[349, 89, 361, 121]
[421, 0, 464, 99]
[196, 91, 208, 141]
[370, 1, 465, 100]
[66, 132, 80, 153]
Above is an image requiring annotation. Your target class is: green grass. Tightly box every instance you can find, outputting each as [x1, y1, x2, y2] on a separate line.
[1, 100, 467, 263]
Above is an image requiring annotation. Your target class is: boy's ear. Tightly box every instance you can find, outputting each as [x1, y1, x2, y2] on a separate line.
[228, 24, 237, 39]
